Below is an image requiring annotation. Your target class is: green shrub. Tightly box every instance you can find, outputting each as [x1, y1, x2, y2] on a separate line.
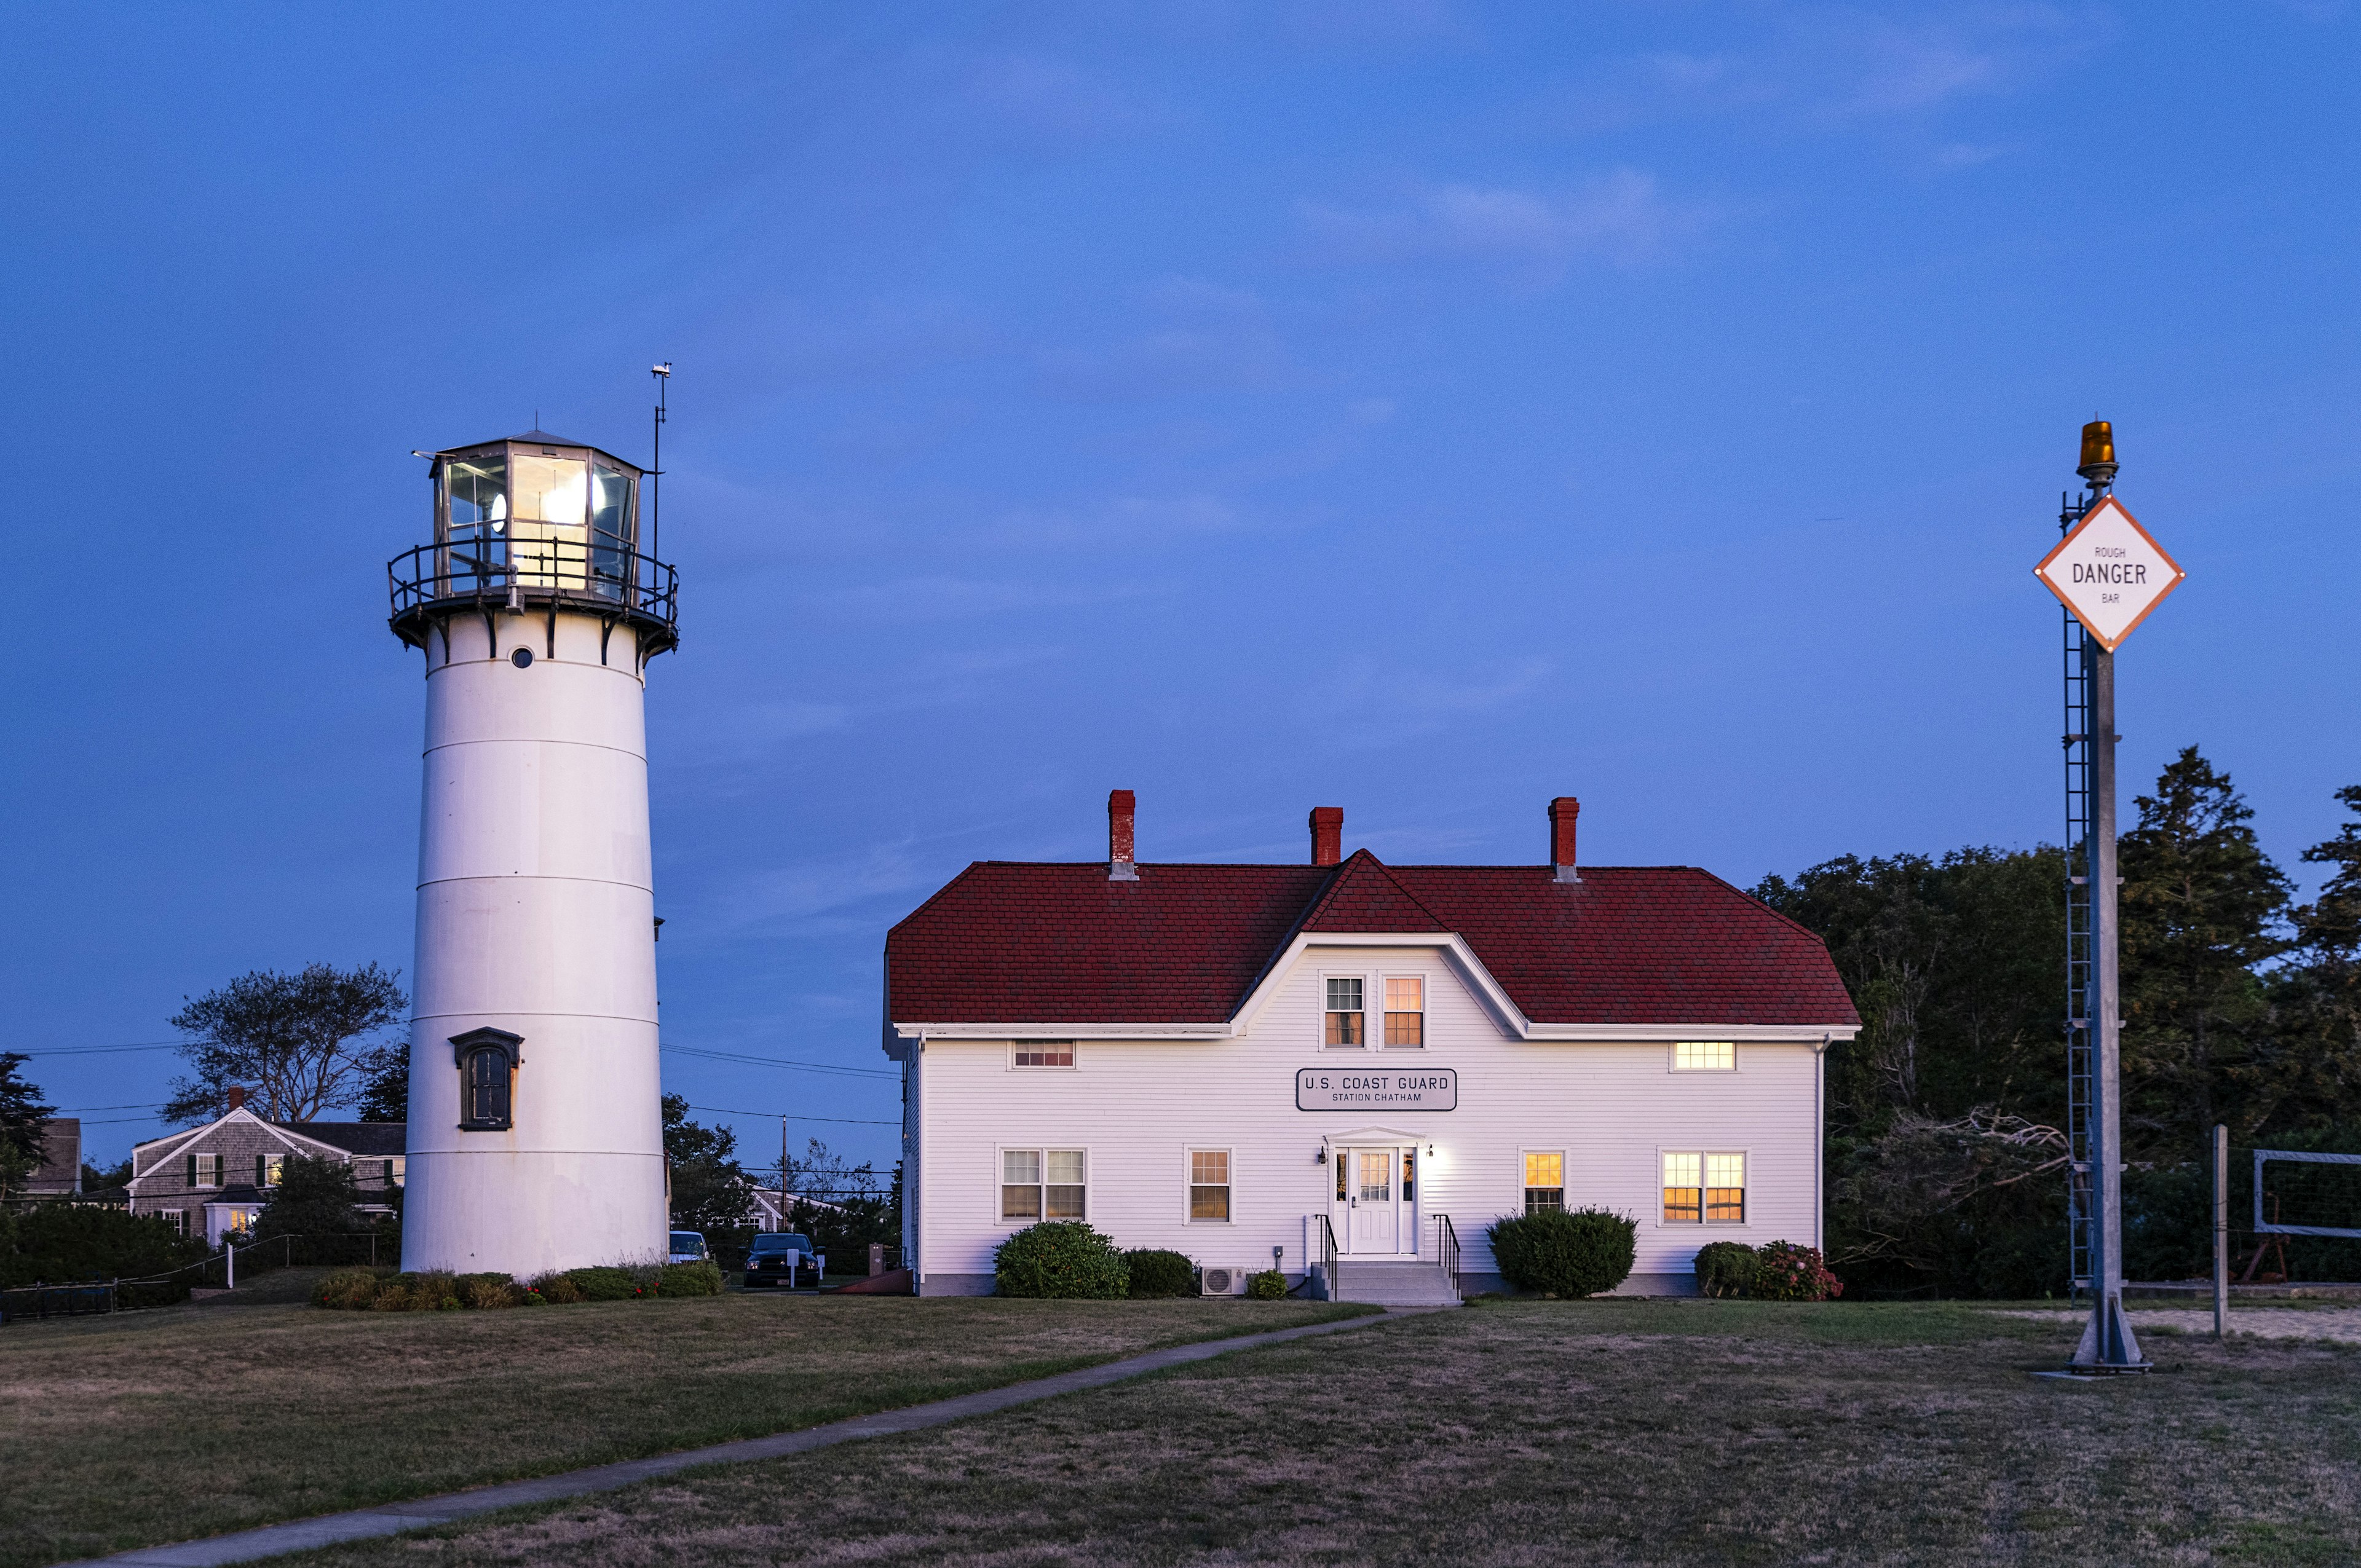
[1752, 1241, 1843, 1302]
[1121, 1248, 1196, 1298]
[994, 1222, 1129, 1299]
[1487, 1207, 1637, 1298]
[1, 1203, 209, 1288]
[312, 1267, 390, 1309]
[1246, 1268, 1287, 1301]
[563, 1266, 639, 1301]
[1693, 1241, 1759, 1299]
[524, 1271, 584, 1304]
[457, 1272, 520, 1309]
[657, 1261, 722, 1297]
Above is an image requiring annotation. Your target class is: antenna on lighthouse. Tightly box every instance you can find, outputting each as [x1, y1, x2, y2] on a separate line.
[651, 364, 672, 563]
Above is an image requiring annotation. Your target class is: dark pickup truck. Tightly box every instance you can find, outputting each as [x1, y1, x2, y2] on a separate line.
[742, 1232, 825, 1289]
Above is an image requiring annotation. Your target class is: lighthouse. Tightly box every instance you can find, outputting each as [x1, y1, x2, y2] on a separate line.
[386, 429, 679, 1276]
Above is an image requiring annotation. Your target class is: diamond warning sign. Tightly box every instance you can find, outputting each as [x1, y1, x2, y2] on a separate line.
[2035, 495, 2186, 651]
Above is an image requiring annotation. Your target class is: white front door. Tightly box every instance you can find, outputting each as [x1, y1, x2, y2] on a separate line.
[1341, 1146, 1408, 1255]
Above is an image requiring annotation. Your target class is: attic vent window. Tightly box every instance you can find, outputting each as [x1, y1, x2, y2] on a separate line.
[451, 1026, 524, 1131]
[1013, 1041, 1075, 1068]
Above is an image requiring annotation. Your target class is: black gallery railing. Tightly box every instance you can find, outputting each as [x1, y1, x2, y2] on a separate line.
[387, 538, 679, 632]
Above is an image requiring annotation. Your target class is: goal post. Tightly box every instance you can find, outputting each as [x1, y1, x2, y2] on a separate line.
[2253, 1149, 2361, 1240]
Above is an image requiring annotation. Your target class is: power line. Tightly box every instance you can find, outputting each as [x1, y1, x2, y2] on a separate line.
[12, 1042, 185, 1057]
[55, 1103, 168, 1113]
[686, 1103, 896, 1127]
[662, 1044, 896, 1081]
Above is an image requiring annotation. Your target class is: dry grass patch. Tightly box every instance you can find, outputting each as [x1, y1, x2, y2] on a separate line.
[277, 1300, 2361, 1568]
[0, 1291, 1366, 1567]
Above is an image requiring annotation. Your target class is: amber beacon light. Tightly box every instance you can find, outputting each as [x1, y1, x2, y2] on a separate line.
[2076, 419, 2118, 489]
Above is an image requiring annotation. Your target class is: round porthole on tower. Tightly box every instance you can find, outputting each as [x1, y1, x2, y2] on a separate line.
[511, 647, 532, 668]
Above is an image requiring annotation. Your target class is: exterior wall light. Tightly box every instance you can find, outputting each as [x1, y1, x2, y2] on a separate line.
[1315, 1146, 1327, 1165]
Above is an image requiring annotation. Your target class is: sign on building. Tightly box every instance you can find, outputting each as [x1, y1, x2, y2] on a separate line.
[1295, 1068, 1457, 1111]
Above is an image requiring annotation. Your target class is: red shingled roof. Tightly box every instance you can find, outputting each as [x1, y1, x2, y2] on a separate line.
[885, 853, 1857, 1029]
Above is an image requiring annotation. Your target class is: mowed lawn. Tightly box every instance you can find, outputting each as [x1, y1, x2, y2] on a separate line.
[0, 1280, 1370, 1568]
[275, 1301, 2361, 1568]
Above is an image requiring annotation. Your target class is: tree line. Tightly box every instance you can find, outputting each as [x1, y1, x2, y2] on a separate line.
[1755, 747, 2361, 1296]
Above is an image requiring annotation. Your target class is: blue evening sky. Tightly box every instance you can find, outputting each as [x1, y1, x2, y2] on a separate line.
[6, 3, 2356, 1170]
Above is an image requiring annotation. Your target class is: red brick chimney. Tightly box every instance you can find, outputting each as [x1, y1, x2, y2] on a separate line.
[1310, 806, 1343, 867]
[1549, 797, 1581, 883]
[226, 1085, 247, 1113]
[1108, 789, 1139, 881]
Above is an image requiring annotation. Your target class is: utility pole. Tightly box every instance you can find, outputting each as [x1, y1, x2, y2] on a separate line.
[2213, 1123, 2229, 1339]
[2035, 420, 2183, 1373]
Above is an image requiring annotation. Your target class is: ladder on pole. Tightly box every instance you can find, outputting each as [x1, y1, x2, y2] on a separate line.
[2061, 490, 2096, 1293]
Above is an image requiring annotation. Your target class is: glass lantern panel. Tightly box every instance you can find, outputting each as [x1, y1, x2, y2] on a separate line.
[589, 462, 635, 600]
[510, 453, 588, 591]
[442, 454, 507, 590]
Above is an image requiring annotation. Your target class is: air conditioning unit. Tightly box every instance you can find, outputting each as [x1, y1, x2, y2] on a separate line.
[1200, 1266, 1245, 1295]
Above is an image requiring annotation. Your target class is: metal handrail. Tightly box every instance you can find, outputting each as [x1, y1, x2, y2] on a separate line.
[1433, 1213, 1463, 1301]
[1317, 1213, 1342, 1302]
[386, 537, 679, 653]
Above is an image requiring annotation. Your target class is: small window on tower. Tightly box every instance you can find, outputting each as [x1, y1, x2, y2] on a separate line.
[451, 1028, 523, 1132]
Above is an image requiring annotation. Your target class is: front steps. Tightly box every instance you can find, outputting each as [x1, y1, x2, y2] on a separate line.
[1328, 1259, 1460, 1307]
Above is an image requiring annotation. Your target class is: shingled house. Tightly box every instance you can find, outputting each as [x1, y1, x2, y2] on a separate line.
[126, 1092, 405, 1246]
[884, 792, 1859, 1301]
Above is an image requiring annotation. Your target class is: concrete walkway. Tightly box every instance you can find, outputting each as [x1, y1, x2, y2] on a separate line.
[66, 1308, 1422, 1568]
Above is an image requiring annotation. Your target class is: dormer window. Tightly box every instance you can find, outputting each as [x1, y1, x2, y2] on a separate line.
[451, 1027, 524, 1132]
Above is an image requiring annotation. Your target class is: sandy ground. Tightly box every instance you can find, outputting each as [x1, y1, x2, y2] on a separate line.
[1999, 1306, 2361, 1343]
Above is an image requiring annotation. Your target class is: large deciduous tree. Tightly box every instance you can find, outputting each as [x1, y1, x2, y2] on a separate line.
[662, 1095, 754, 1232]
[163, 963, 408, 1125]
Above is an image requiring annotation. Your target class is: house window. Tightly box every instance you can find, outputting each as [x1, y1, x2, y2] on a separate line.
[451, 1027, 524, 1132]
[186, 1153, 221, 1190]
[1383, 977, 1425, 1048]
[1524, 1151, 1565, 1214]
[1001, 1148, 1086, 1221]
[1324, 978, 1364, 1047]
[1663, 1152, 1746, 1224]
[1672, 1041, 1736, 1072]
[1189, 1150, 1231, 1222]
[1013, 1041, 1075, 1068]
[256, 1155, 285, 1188]
[162, 1208, 188, 1236]
[384, 1156, 406, 1188]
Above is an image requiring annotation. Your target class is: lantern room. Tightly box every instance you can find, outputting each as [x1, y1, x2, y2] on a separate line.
[389, 429, 678, 658]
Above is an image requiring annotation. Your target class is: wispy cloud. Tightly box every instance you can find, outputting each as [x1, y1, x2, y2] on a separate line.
[1033, 277, 1294, 401]
[1298, 171, 1714, 275]
[983, 494, 1247, 550]
[815, 575, 1157, 623]
[1304, 656, 1556, 744]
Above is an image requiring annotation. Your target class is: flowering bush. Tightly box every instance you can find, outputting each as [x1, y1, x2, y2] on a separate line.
[1751, 1240, 1843, 1302]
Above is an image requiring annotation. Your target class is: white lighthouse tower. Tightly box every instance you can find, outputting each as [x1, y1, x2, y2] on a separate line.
[387, 429, 679, 1276]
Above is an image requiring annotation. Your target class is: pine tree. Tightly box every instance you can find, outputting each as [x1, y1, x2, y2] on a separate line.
[2267, 785, 2361, 1129]
[2118, 747, 2292, 1150]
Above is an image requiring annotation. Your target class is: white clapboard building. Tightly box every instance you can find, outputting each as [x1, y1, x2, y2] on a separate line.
[884, 792, 1859, 1302]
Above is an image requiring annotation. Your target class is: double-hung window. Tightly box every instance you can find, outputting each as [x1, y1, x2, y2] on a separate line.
[1189, 1150, 1232, 1222]
[1383, 977, 1425, 1047]
[256, 1154, 284, 1188]
[1662, 1151, 1746, 1224]
[186, 1153, 221, 1191]
[384, 1156, 407, 1188]
[1324, 978, 1364, 1047]
[1524, 1151, 1565, 1214]
[1002, 1149, 1086, 1221]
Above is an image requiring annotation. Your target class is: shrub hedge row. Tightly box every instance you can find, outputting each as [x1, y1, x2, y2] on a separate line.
[997, 1225, 1302, 1300]
[1487, 1208, 1638, 1298]
[1690, 1239, 1842, 1301]
[314, 1261, 723, 1310]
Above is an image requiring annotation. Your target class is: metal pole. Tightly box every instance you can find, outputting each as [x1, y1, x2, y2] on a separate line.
[2213, 1123, 2229, 1338]
[2072, 516, 2147, 1372]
